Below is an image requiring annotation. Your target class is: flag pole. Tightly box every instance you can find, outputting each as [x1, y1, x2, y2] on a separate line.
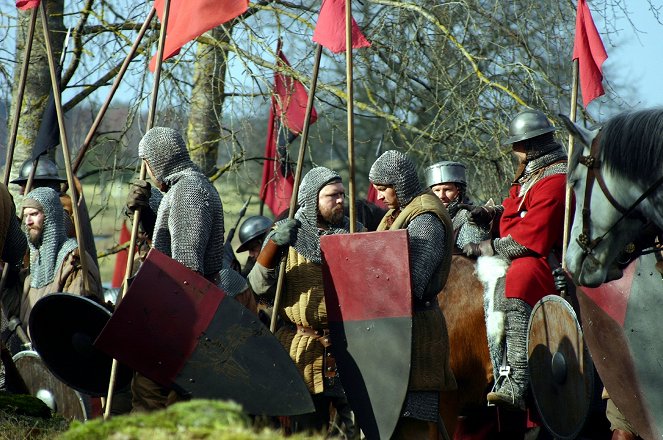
[39, 2, 90, 294]
[103, 0, 172, 419]
[562, 59, 579, 276]
[3, 7, 38, 185]
[72, 8, 156, 174]
[270, 44, 323, 333]
[345, 0, 356, 233]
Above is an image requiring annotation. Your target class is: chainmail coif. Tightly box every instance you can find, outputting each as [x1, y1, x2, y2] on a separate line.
[269, 167, 356, 264]
[369, 150, 425, 207]
[138, 127, 225, 276]
[22, 187, 78, 289]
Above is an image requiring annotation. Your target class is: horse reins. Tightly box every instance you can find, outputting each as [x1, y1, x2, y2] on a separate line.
[577, 132, 663, 256]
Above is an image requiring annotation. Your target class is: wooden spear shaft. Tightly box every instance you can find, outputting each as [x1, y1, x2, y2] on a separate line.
[562, 59, 579, 273]
[270, 44, 323, 333]
[103, 0, 171, 419]
[3, 7, 38, 185]
[345, 0, 356, 233]
[72, 8, 156, 174]
[39, 2, 90, 294]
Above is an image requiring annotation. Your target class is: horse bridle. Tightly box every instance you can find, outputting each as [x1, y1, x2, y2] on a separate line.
[577, 132, 663, 256]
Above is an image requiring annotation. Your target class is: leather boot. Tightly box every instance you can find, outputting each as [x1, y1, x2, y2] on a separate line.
[612, 429, 637, 440]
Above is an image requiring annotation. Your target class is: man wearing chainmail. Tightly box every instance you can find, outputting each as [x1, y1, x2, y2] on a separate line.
[248, 167, 359, 437]
[424, 161, 490, 253]
[0, 183, 28, 390]
[128, 127, 225, 412]
[2, 187, 102, 348]
[463, 109, 568, 411]
[369, 150, 457, 439]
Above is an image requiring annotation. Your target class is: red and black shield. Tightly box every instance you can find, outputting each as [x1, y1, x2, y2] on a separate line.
[321, 230, 412, 440]
[94, 248, 314, 416]
[577, 252, 663, 439]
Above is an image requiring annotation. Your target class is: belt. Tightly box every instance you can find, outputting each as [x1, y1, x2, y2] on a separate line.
[294, 325, 336, 378]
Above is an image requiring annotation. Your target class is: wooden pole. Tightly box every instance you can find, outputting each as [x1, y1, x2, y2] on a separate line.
[39, 2, 90, 294]
[3, 7, 38, 185]
[103, 0, 172, 419]
[72, 8, 156, 174]
[345, 0, 356, 233]
[562, 59, 579, 273]
[269, 44, 323, 333]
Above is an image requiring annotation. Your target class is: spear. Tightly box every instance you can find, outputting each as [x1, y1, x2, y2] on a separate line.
[269, 44, 323, 333]
[39, 3, 90, 294]
[345, 0, 357, 233]
[103, 0, 172, 419]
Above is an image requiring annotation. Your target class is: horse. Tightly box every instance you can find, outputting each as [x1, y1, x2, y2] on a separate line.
[561, 109, 663, 287]
[562, 109, 663, 438]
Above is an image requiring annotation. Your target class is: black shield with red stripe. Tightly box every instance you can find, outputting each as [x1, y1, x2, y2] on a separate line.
[321, 230, 412, 440]
[94, 248, 313, 416]
[577, 252, 663, 439]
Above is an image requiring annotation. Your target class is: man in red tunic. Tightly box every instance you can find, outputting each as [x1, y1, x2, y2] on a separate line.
[464, 109, 567, 410]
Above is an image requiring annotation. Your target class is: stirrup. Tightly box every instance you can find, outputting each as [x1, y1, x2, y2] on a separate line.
[488, 365, 516, 407]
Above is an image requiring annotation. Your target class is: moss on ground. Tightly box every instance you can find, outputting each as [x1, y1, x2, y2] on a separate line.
[59, 399, 315, 440]
[0, 393, 69, 439]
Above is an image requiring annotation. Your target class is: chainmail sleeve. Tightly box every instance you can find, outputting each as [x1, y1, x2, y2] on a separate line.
[2, 214, 27, 268]
[454, 209, 491, 250]
[407, 213, 446, 301]
[493, 234, 534, 260]
[167, 181, 216, 274]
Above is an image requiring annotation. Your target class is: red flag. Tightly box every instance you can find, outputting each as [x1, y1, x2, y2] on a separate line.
[260, 45, 318, 217]
[16, 0, 39, 10]
[572, 0, 608, 107]
[111, 221, 131, 288]
[313, 0, 371, 53]
[150, 0, 249, 71]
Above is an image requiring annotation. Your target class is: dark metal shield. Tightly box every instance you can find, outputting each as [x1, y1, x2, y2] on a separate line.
[12, 350, 88, 421]
[577, 253, 663, 439]
[527, 295, 593, 439]
[94, 248, 314, 416]
[28, 293, 134, 396]
[321, 230, 412, 440]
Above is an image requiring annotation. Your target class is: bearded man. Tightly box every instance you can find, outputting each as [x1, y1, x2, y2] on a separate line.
[370, 150, 457, 439]
[248, 167, 359, 437]
[3, 187, 101, 343]
[128, 126, 225, 412]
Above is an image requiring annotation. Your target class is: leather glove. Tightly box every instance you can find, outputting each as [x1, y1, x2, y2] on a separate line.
[463, 239, 495, 258]
[468, 206, 497, 227]
[126, 179, 152, 215]
[271, 219, 299, 246]
[552, 267, 567, 292]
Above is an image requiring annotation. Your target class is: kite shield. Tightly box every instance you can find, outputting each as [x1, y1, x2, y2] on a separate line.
[321, 230, 412, 440]
[527, 295, 593, 439]
[94, 248, 313, 416]
[577, 253, 663, 439]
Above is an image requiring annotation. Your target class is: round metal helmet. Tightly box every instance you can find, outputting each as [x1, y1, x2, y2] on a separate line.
[424, 161, 467, 187]
[237, 215, 273, 252]
[10, 157, 66, 185]
[503, 109, 558, 145]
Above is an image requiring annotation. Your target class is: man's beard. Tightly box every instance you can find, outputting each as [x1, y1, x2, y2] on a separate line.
[25, 226, 43, 247]
[319, 205, 344, 226]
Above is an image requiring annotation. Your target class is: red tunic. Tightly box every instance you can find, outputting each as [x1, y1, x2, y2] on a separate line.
[500, 173, 567, 306]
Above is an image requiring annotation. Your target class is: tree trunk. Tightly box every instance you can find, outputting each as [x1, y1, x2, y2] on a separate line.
[8, 0, 65, 187]
[186, 26, 230, 176]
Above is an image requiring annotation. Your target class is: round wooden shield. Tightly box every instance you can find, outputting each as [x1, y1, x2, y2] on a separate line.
[12, 350, 88, 421]
[527, 295, 593, 439]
